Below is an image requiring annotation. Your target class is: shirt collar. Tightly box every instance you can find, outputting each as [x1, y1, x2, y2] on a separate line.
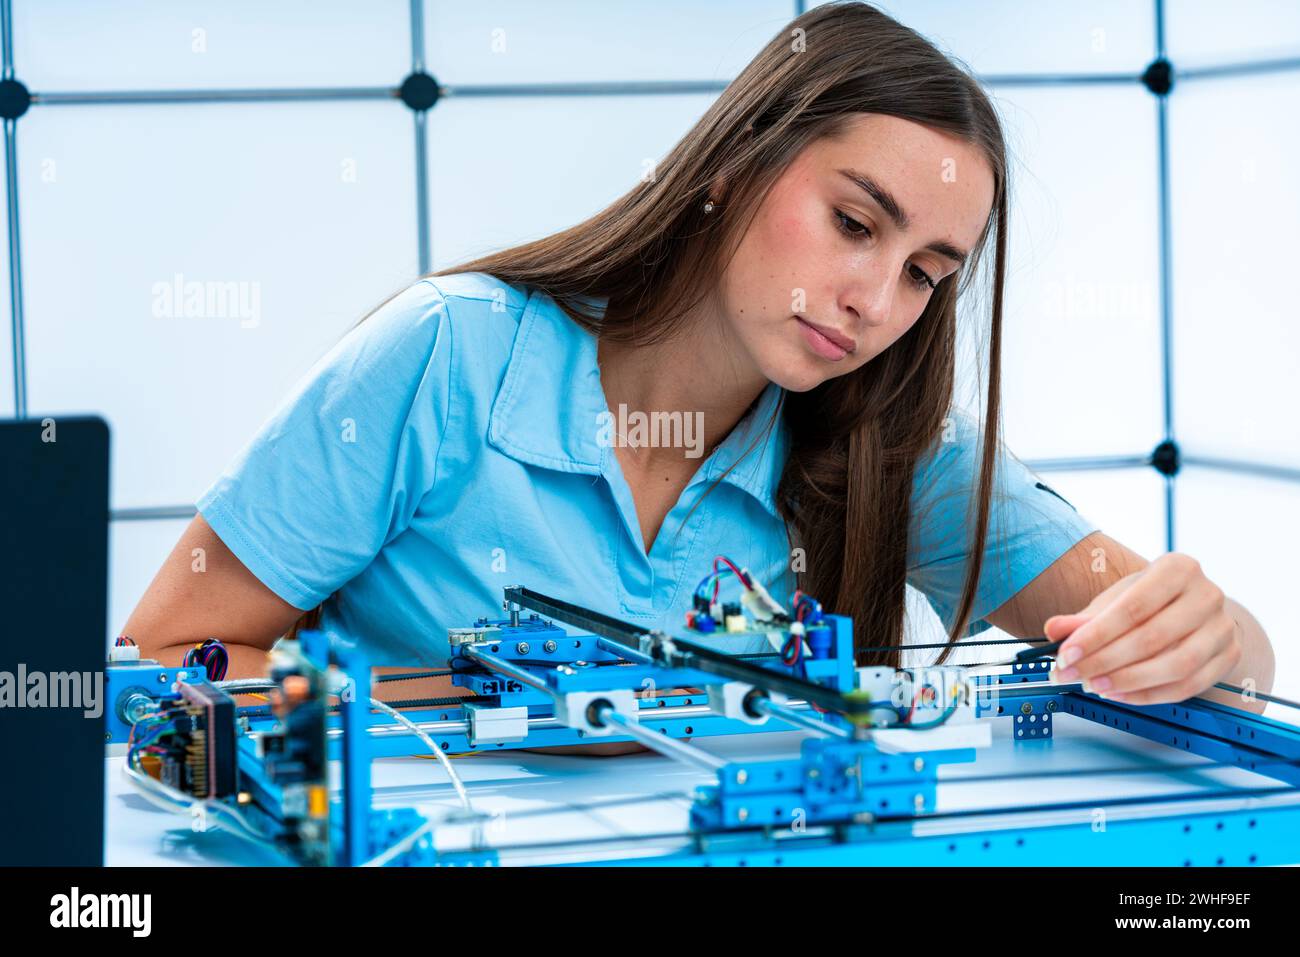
[488, 286, 788, 519]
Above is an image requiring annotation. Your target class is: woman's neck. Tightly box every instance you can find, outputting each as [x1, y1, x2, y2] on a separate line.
[595, 299, 770, 468]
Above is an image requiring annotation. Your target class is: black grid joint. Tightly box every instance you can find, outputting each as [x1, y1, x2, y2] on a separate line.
[399, 72, 440, 112]
[1150, 439, 1181, 477]
[1141, 58, 1174, 95]
[0, 78, 31, 120]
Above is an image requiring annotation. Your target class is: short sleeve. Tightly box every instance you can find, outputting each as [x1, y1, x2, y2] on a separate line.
[197, 279, 453, 610]
[906, 411, 1099, 637]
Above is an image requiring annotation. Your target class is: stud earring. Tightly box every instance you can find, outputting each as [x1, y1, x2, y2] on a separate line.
[703, 200, 716, 214]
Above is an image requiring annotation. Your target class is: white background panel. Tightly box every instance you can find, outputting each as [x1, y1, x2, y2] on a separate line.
[429, 94, 715, 268]
[20, 102, 418, 508]
[109, 518, 189, 646]
[956, 87, 1162, 459]
[1167, 0, 1300, 67]
[15, 0, 409, 92]
[1035, 466, 1168, 559]
[0, 151, 12, 419]
[424, 0, 793, 85]
[835, 0, 1155, 75]
[1176, 467, 1300, 707]
[1170, 74, 1300, 466]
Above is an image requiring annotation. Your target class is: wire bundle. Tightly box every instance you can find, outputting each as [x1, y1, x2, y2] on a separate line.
[122, 700, 274, 849]
[790, 590, 822, 625]
[694, 554, 751, 604]
[183, 638, 229, 681]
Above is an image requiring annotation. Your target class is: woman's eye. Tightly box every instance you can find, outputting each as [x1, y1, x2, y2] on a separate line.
[835, 208, 935, 291]
[907, 263, 937, 291]
[834, 209, 870, 239]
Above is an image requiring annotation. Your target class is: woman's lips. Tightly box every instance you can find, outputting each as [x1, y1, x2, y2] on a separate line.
[796, 316, 856, 361]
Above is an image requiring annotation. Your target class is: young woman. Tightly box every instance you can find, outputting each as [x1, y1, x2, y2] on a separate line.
[125, 2, 1274, 725]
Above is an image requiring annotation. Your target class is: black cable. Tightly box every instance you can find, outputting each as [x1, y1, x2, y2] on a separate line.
[857, 636, 1051, 654]
[1212, 681, 1300, 712]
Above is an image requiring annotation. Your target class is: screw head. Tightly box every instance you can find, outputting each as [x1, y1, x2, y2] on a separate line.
[157, 673, 168, 684]
[735, 769, 748, 785]
[1020, 701, 1033, 715]
[737, 807, 749, 822]
[515, 642, 530, 655]
[1046, 700, 1058, 712]
[913, 757, 925, 772]
[544, 640, 557, 653]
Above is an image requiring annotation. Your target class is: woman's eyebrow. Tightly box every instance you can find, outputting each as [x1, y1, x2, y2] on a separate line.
[837, 167, 970, 267]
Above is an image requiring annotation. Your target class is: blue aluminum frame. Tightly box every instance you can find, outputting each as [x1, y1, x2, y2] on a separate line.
[104, 597, 1300, 867]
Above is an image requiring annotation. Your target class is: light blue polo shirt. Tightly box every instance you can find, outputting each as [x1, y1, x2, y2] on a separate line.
[197, 271, 1098, 666]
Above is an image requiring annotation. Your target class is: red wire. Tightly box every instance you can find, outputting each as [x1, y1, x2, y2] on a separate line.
[710, 555, 750, 602]
[712, 555, 749, 596]
[906, 687, 921, 723]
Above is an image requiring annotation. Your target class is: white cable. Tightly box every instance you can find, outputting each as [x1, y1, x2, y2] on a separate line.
[122, 760, 265, 844]
[121, 760, 275, 850]
[739, 568, 788, 623]
[369, 697, 473, 813]
[214, 678, 280, 693]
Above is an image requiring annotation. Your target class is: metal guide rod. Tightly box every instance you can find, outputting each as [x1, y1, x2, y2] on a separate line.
[752, 696, 850, 738]
[461, 646, 555, 698]
[502, 586, 872, 718]
[594, 705, 727, 772]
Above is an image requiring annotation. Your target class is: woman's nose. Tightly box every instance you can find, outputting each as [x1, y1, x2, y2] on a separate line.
[846, 272, 896, 328]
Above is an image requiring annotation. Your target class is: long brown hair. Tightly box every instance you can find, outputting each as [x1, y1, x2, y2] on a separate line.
[299, 1, 1009, 667]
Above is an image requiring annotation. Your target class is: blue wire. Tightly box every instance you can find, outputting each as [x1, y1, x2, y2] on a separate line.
[695, 567, 733, 599]
[128, 717, 175, 763]
[904, 703, 958, 731]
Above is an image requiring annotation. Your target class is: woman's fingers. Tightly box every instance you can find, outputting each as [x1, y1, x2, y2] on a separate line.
[1034, 553, 1241, 707]
[1105, 630, 1242, 705]
[1054, 555, 1201, 673]
[1043, 612, 1089, 642]
[1056, 583, 1223, 686]
[1088, 614, 1233, 696]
